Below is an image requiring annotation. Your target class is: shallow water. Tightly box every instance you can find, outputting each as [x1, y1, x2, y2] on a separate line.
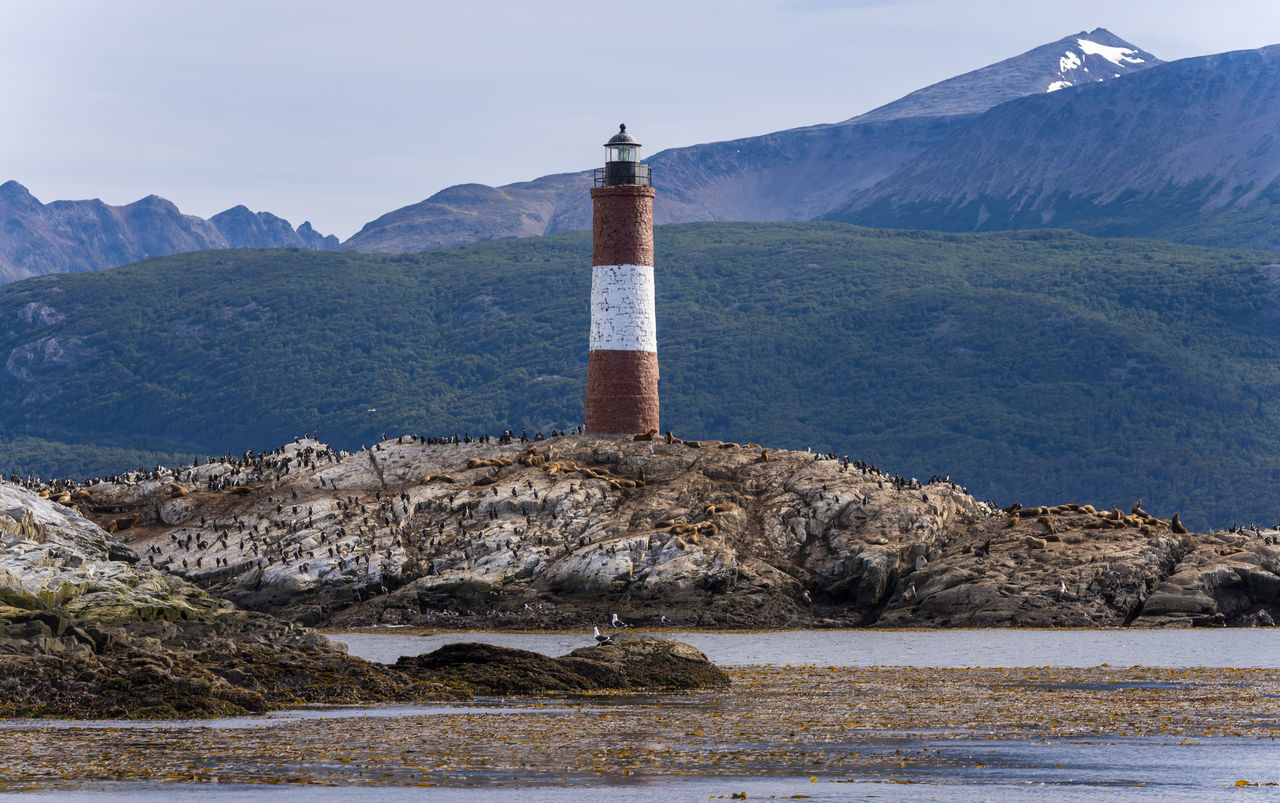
[0, 703, 583, 731]
[4, 736, 1278, 801]
[331, 627, 1280, 668]
[3, 630, 1279, 799]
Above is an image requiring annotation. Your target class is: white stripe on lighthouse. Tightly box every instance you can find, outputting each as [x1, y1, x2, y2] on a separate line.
[589, 264, 656, 352]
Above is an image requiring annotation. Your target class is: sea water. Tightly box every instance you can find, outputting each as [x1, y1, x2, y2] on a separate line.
[332, 627, 1280, 668]
[3, 629, 1278, 801]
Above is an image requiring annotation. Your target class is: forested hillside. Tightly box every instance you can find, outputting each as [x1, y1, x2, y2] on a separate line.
[2, 222, 1278, 528]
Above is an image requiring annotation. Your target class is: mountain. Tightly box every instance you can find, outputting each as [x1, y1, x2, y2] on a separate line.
[341, 29, 1158, 253]
[0, 181, 338, 284]
[845, 28, 1158, 123]
[0, 30, 1157, 277]
[828, 45, 1280, 249]
[340, 116, 966, 251]
[209, 205, 336, 250]
[2, 222, 1279, 530]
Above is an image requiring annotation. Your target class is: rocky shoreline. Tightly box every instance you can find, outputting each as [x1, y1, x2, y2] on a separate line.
[0, 482, 728, 718]
[31, 432, 1280, 630]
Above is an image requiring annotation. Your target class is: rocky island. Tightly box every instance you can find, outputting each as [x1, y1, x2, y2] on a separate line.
[0, 480, 727, 718]
[29, 432, 1279, 631]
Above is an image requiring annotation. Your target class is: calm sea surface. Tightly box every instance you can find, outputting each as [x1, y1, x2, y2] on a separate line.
[330, 627, 1280, 668]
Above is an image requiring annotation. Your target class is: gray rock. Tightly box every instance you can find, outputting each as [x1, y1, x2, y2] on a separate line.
[158, 497, 194, 526]
[1241, 568, 1280, 603]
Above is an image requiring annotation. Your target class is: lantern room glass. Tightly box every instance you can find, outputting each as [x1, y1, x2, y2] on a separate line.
[607, 145, 637, 163]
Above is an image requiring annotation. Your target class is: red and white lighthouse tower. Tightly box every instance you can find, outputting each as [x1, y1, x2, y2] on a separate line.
[585, 124, 659, 435]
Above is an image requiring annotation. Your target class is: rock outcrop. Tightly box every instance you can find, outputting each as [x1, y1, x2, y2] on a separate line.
[0, 483, 460, 718]
[392, 637, 729, 695]
[59, 433, 1280, 629]
[74, 435, 986, 627]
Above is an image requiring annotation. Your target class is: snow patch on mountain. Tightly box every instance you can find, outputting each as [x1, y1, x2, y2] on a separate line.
[1077, 38, 1145, 66]
[1045, 36, 1149, 94]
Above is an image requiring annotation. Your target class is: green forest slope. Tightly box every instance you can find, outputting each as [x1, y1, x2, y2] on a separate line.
[2, 222, 1278, 529]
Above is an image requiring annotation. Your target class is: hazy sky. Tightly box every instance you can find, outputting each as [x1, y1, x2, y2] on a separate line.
[4, 0, 1279, 239]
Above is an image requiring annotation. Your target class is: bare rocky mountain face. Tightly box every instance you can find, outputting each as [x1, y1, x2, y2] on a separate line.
[0, 182, 338, 284]
[830, 44, 1280, 248]
[69, 433, 1280, 630]
[341, 29, 1159, 254]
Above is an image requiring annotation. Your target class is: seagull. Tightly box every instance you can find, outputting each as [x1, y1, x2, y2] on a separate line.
[593, 626, 613, 646]
[1058, 580, 1068, 600]
[610, 613, 628, 628]
[659, 615, 668, 625]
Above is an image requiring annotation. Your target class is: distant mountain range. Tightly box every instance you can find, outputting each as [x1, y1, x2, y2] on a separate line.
[7, 29, 1280, 281]
[0, 181, 337, 284]
[341, 28, 1161, 253]
[0, 28, 1162, 283]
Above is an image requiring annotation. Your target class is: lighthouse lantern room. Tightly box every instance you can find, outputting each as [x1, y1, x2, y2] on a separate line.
[598, 124, 650, 187]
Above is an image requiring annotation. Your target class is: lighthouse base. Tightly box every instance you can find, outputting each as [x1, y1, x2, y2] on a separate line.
[584, 349, 659, 435]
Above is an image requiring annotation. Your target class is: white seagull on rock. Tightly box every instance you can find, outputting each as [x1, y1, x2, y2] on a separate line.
[593, 626, 613, 646]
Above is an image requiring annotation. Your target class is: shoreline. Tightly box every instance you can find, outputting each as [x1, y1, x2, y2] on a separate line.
[1, 664, 1276, 793]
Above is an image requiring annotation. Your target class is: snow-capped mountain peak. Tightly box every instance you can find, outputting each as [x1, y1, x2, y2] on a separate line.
[846, 28, 1161, 122]
[1047, 31, 1155, 92]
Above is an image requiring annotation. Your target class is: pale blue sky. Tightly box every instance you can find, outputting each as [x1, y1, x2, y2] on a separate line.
[3, 0, 1279, 238]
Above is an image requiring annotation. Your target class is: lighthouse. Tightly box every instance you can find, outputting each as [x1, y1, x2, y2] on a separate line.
[585, 124, 659, 435]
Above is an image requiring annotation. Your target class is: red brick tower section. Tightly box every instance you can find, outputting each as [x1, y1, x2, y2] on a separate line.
[585, 125, 659, 435]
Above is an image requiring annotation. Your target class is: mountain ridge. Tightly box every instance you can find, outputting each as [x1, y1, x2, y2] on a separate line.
[341, 28, 1158, 255]
[0, 181, 338, 283]
[0, 29, 1163, 279]
[840, 27, 1159, 124]
[826, 44, 1280, 247]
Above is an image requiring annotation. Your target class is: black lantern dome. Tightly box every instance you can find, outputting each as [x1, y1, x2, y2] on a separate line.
[597, 124, 651, 187]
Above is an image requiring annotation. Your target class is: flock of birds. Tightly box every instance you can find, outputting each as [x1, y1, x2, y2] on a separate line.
[13, 426, 1280, 635]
